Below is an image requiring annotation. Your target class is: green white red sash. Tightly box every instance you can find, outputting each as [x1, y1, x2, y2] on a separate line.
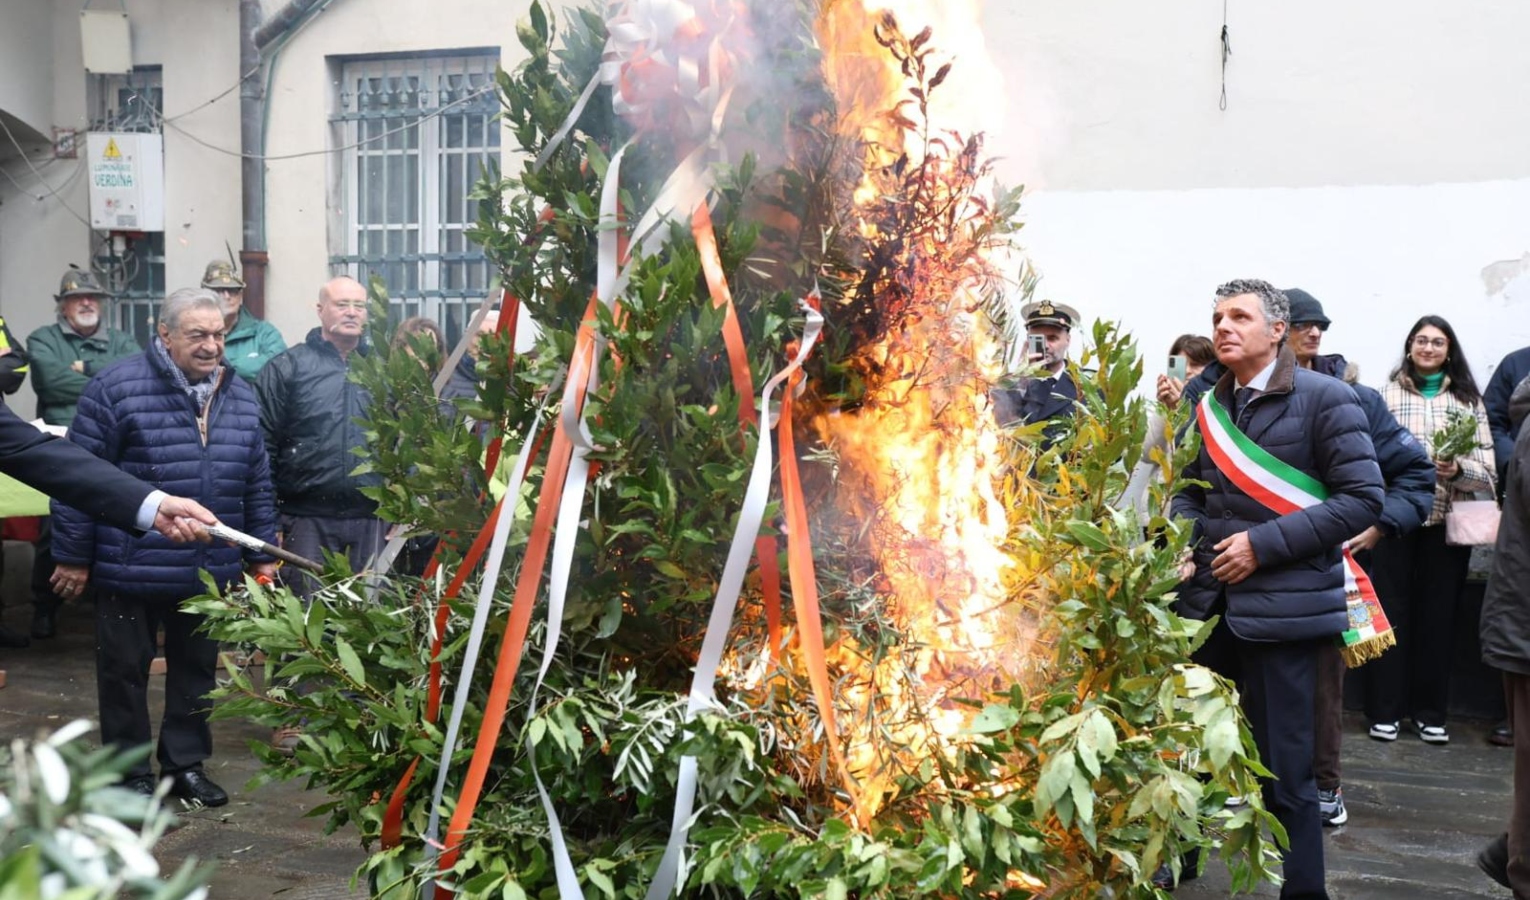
[1196, 390, 1395, 665]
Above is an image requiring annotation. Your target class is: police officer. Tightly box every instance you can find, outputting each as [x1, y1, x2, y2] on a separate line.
[202, 259, 286, 382]
[993, 299, 1083, 445]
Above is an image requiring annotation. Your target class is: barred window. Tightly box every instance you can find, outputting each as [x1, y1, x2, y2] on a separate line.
[89, 66, 163, 348]
[330, 51, 501, 345]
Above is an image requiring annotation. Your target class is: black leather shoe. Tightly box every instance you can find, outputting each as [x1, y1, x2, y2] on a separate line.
[1490, 721, 1514, 747]
[29, 605, 56, 640]
[1150, 847, 1202, 890]
[121, 774, 156, 796]
[0, 624, 29, 648]
[167, 768, 228, 807]
[1478, 832, 1510, 889]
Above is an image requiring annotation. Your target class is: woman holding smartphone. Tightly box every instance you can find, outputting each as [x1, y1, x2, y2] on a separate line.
[1157, 334, 1217, 407]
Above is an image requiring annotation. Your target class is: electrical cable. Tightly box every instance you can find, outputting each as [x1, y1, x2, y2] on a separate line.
[153, 83, 497, 161]
[0, 115, 94, 229]
[160, 64, 262, 124]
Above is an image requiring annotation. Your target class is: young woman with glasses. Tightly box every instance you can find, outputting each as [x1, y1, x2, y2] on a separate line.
[1363, 315, 1494, 746]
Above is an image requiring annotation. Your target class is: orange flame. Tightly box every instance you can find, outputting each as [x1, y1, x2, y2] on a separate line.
[811, 0, 1038, 811]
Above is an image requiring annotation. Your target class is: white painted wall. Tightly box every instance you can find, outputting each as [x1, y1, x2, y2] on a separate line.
[982, 0, 1530, 387]
[0, 0, 55, 134]
[4, 0, 1528, 409]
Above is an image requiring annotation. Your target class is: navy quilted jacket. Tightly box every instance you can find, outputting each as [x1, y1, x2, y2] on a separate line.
[51, 347, 277, 599]
[1171, 348, 1384, 641]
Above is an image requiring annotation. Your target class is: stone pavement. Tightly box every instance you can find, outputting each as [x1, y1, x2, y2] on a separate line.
[0, 598, 367, 899]
[0, 595, 1518, 899]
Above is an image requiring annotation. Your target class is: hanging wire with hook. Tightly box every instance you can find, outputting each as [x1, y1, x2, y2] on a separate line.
[1219, 0, 1232, 111]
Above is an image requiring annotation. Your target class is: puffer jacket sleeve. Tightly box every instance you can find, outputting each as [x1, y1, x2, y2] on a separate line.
[1358, 384, 1434, 536]
[242, 415, 279, 558]
[50, 378, 124, 566]
[1169, 414, 1209, 543]
[1244, 382, 1383, 568]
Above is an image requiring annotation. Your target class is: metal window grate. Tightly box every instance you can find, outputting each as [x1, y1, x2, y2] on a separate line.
[329, 51, 501, 346]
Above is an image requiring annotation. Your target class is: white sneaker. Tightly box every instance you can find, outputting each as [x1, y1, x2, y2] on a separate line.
[1368, 721, 1399, 741]
[1319, 787, 1348, 827]
[1414, 721, 1450, 744]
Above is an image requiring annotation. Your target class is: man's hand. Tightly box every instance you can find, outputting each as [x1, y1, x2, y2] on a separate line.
[50, 564, 90, 600]
[1435, 458, 1461, 481]
[1347, 525, 1383, 553]
[154, 495, 218, 543]
[1210, 532, 1260, 584]
[70, 360, 84, 374]
[250, 561, 279, 583]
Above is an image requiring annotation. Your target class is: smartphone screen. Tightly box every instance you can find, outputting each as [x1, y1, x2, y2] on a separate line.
[1167, 354, 1188, 381]
[1027, 334, 1046, 357]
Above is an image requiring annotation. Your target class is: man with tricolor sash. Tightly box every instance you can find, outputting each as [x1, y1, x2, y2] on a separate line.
[1171, 279, 1383, 900]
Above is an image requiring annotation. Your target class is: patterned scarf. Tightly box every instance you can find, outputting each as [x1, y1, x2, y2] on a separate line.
[153, 337, 222, 412]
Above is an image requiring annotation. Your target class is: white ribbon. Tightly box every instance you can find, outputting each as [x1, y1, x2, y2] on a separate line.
[526, 443, 594, 900]
[516, 138, 634, 900]
[420, 406, 546, 885]
[643, 297, 824, 900]
[534, 0, 734, 175]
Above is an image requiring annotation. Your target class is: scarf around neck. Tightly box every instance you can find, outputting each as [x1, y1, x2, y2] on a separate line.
[153, 338, 222, 412]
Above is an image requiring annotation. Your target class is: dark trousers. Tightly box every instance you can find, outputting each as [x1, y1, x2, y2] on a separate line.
[1507, 672, 1530, 899]
[30, 516, 59, 612]
[96, 592, 218, 777]
[1362, 524, 1470, 726]
[1312, 548, 1378, 791]
[1196, 614, 1330, 900]
[1312, 641, 1346, 792]
[279, 514, 386, 598]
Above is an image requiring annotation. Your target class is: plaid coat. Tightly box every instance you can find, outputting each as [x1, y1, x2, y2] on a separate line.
[1380, 373, 1495, 526]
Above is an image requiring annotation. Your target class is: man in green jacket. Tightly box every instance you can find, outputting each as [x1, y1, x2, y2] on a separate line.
[23, 266, 141, 638]
[203, 260, 285, 382]
[26, 267, 140, 427]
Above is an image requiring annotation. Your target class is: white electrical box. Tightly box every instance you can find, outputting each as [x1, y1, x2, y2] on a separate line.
[79, 11, 133, 74]
[86, 132, 164, 231]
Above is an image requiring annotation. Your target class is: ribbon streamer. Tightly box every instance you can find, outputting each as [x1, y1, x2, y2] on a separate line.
[644, 298, 825, 900]
[418, 407, 546, 880]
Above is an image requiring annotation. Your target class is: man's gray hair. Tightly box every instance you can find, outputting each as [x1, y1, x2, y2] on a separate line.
[160, 288, 223, 332]
[1214, 279, 1290, 327]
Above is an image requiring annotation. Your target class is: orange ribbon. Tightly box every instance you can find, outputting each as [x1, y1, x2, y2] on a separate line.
[434, 295, 601, 888]
[777, 365, 857, 810]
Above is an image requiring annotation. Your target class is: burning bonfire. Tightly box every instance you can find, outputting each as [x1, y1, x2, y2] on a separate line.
[196, 1, 1286, 897]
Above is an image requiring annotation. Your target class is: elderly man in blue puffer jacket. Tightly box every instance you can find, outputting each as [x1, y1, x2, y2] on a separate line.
[51, 287, 277, 809]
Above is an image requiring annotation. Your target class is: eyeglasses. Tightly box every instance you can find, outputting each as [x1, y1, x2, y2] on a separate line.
[1292, 321, 1327, 333]
[1411, 336, 1448, 349]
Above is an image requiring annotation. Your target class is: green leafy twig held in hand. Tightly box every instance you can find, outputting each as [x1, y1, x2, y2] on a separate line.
[1430, 409, 1483, 460]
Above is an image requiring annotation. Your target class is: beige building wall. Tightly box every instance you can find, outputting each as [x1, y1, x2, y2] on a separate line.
[260, 0, 525, 341]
